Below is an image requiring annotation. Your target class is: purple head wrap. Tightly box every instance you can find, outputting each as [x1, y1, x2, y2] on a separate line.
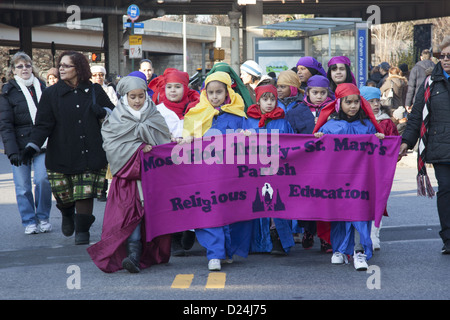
[327, 56, 357, 85]
[306, 75, 330, 89]
[296, 57, 327, 77]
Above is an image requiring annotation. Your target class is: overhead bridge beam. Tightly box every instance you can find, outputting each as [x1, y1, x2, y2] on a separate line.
[0, 2, 160, 17]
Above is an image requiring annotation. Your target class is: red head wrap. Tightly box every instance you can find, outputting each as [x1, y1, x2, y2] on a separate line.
[313, 83, 382, 133]
[148, 68, 199, 119]
[247, 84, 285, 128]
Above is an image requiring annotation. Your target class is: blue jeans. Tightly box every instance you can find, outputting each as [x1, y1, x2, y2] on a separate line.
[12, 152, 52, 226]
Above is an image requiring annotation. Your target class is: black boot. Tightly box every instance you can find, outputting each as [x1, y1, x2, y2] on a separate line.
[181, 230, 196, 250]
[56, 203, 75, 237]
[171, 232, 185, 256]
[74, 214, 95, 245]
[270, 229, 286, 255]
[122, 241, 142, 273]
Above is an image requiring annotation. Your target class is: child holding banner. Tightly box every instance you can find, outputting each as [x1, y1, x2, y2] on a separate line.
[87, 76, 172, 273]
[183, 71, 250, 271]
[313, 83, 385, 270]
[149, 68, 200, 256]
[360, 85, 398, 251]
[243, 84, 295, 255]
[286, 75, 333, 253]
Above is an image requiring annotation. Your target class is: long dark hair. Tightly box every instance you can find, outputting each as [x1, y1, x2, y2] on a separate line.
[327, 64, 353, 92]
[57, 51, 92, 83]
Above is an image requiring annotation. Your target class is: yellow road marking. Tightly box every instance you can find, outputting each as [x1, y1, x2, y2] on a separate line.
[205, 272, 226, 289]
[171, 274, 194, 289]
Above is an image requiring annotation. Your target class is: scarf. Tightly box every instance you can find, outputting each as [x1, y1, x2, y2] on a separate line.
[183, 71, 247, 138]
[302, 94, 333, 116]
[313, 83, 382, 133]
[416, 76, 435, 198]
[14, 74, 42, 124]
[246, 104, 285, 128]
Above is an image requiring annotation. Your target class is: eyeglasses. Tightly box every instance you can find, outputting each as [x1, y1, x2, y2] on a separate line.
[58, 64, 75, 69]
[439, 53, 450, 60]
[15, 64, 32, 69]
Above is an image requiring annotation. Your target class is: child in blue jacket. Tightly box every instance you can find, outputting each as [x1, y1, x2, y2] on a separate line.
[243, 84, 295, 255]
[313, 83, 385, 271]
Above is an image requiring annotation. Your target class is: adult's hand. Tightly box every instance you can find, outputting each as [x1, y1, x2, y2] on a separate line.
[9, 153, 21, 166]
[20, 146, 37, 165]
[398, 143, 409, 162]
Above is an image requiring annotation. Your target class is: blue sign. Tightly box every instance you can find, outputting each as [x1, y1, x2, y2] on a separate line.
[356, 25, 368, 88]
[124, 22, 143, 28]
[127, 4, 140, 22]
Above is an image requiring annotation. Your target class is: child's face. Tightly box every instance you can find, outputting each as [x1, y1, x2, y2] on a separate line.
[259, 93, 277, 114]
[127, 89, 146, 111]
[330, 63, 347, 85]
[277, 84, 291, 99]
[368, 98, 381, 114]
[206, 81, 227, 108]
[308, 87, 328, 105]
[296, 65, 312, 83]
[340, 94, 361, 117]
[165, 82, 184, 102]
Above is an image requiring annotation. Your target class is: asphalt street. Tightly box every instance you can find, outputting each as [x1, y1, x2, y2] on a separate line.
[0, 144, 448, 303]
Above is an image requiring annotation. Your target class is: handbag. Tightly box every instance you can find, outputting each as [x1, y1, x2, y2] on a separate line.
[380, 80, 394, 108]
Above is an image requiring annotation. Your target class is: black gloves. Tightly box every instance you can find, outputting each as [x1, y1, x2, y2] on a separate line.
[91, 103, 107, 119]
[20, 146, 37, 165]
[9, 153, 21, 167]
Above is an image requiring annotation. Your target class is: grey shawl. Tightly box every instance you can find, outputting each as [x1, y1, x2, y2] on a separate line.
[101, 95, 171, 176]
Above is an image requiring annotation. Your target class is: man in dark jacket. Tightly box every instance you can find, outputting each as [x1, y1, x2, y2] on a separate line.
[376, 62, 390, 88]
[404, 49, 435, 108]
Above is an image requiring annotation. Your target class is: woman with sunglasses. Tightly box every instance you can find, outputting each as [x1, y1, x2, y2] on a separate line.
[0, 52, 52, 235]
[20, 51, 115, 245]
[399, 36, 450, 254]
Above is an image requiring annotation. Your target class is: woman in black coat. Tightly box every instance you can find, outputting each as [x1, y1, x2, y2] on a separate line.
[0, 51, 52, 235]
[22, 51, 115, 245]
[399, 37, 450, 254]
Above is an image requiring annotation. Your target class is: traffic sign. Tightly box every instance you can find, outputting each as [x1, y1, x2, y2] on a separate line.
[129, 35, 142, 45]
[127, 4, 140, 22]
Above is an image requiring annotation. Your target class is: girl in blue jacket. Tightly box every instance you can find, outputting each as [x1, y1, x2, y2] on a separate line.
[313, 83, 384, 270]
[243, 84, 295, 255]
[183, 71, 250, 271]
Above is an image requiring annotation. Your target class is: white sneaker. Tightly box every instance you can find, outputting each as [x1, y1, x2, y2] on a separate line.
[38, 220, 52, 233]
[24, 224, 39, 235]
[208, 259, 221, 271]
[353, 251, 368, 271]
[331, 252, 348, 264]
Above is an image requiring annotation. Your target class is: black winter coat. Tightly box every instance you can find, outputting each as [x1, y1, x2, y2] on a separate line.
[402, 62, 450, 163]
[28, 80, 115, 174]
[0, 78, 46, 158]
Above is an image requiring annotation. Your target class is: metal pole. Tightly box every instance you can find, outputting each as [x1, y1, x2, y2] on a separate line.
[183, 15, 187, 72]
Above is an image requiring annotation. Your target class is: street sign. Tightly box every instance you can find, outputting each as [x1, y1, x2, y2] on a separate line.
[127, 4, 140, 22]
[129, 35, 143, 59]
[133, 22, 144, 34]
[129, 35, 142, 45]
[129, 45, 142, 59]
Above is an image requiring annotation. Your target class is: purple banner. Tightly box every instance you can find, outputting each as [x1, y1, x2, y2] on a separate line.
[142, 133, 401, 242]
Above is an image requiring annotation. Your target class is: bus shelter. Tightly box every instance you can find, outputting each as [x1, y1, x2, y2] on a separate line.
[257, 17, 369, 87]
